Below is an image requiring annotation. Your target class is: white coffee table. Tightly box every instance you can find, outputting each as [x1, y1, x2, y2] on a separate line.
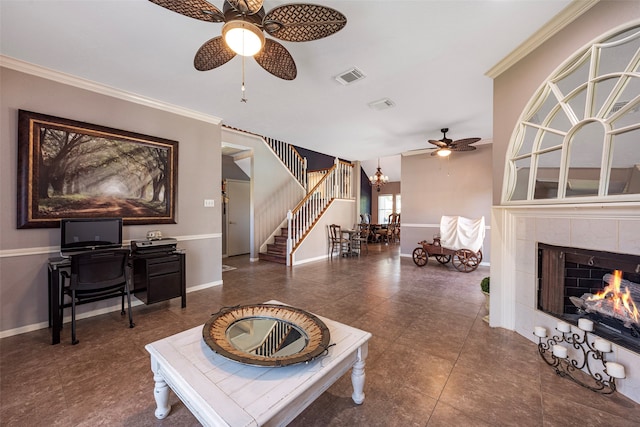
[145, 302, 372, 426]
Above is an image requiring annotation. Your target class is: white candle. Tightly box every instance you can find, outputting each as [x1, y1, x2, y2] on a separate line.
[556, 321, 571, 333]
[594, 337, 612, 353]
[606, 362, 625, 379]
[552, 345, 568, 358]
[578, 318, 594, 331]
[534, 326, 547, 338]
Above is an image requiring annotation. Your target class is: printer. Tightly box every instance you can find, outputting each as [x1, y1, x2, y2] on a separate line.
[131, 237, 178, 254]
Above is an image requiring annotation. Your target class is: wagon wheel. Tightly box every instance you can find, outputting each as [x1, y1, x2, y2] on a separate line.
[412, 247, 428, 267]
[434, 254, 451, 264]
[452, 249, 479, 273]
[477, 250, 483, 264]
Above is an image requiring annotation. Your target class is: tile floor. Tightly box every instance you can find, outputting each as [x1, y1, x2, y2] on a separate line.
[1, 244, 639, 426]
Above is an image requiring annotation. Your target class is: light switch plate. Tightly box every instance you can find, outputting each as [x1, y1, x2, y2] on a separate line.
[204, 199, 215, 207]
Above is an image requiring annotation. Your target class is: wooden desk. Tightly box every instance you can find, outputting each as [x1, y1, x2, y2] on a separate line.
[47, 257, 69, 345]
[145, 301, 372, 426]
[48, 249, 186, 345]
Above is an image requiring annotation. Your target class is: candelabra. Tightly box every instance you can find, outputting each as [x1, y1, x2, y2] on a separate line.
[533, 320, 626, 394]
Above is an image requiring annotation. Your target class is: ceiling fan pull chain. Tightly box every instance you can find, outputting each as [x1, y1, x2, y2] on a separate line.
[241, 54, 247, 103]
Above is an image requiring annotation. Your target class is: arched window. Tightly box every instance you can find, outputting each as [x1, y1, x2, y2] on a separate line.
[503, 24, 640, 203]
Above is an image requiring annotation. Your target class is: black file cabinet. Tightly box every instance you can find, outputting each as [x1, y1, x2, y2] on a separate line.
[131, 250, 186, 307]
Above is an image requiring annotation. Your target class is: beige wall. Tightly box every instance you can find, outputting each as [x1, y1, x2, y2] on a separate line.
[0, 67, 222, 334]
[400, 144, 493, 261]
[293, 199, 356, 264]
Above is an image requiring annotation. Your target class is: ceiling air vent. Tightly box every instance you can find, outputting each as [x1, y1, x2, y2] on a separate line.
[335, 67, 366, 85]
[368, 98, 395, 111]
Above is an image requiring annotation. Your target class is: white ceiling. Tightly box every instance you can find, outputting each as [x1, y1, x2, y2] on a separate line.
[1, 0, 575, 181]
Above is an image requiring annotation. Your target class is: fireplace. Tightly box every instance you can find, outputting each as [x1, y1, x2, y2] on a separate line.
[537, 243, 640, 354]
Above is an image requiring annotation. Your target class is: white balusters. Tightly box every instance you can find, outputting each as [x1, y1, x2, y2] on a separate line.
[286, 160, 355, 262]
[264, 137, 306, 189]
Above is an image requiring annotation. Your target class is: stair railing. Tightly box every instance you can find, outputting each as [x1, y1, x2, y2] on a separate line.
[286, 159, 354, 264]
[264, 137, 307, 190]
[253, 321, 293, 357]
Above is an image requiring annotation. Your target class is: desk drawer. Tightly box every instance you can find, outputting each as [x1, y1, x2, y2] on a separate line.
[148, 273, 182, 303]
[148, 259, 180, 276]
[131, 251, 185, 306]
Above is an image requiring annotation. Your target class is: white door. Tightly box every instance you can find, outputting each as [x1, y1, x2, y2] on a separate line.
[226, 179, 251, 256]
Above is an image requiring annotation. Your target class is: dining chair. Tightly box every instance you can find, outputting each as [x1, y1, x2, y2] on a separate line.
[355, 223, 370, 254]
[385, 213, 401, 244]
[328, 224, 350, 257]
[60, 248, 134, 345]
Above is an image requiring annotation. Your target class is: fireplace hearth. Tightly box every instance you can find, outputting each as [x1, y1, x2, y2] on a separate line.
[538, 243, 640, 354]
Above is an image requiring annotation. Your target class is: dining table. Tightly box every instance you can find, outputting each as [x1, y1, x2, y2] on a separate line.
[341, 229, 359, 256]
[368, 223, 387, 243]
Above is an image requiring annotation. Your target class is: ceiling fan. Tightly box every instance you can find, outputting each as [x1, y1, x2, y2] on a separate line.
[148, 0, 347, 81]
[428, 128, 481, 157]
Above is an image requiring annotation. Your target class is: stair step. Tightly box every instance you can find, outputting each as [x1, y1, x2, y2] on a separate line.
[259, 253, 287, 264]
[261, 228, 290, 265]
[267, 244, 286, 255]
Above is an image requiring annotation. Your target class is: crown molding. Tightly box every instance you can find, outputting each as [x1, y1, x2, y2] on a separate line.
[0, 55, 223, 125]
[486, 0, 599, 79]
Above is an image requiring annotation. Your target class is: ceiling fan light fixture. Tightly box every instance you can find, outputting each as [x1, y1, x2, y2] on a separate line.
[437, 148, 452, 157]
[222, 20, 265, 56]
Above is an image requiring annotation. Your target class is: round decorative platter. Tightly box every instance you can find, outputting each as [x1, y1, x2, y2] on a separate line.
[202, 304, 331, 367]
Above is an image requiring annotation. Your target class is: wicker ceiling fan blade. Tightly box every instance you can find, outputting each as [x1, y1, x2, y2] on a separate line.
[149, 0, 225, 22]
[194, 36, 236, 71]
[451, 145, 477, 152]
[263, 4, 347, 42]
[254, 38, 297, 80]
[226, 0, 264, 15]
[452, 137, 481, 146]
[428, 139, 447, 148]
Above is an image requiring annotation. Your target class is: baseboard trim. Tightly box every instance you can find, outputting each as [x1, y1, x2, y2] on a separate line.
[0, 281, 223, 339]
[187, 281, 223, 293]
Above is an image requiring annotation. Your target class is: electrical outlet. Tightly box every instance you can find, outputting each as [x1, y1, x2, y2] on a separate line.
[204, 199, 215, 207]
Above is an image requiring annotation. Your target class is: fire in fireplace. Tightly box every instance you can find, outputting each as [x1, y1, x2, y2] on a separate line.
[571, 270, 640, 337]
[538, 243, 640, 354]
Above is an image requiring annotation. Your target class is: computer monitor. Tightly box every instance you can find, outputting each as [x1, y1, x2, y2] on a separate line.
[60, 218, 123, 255]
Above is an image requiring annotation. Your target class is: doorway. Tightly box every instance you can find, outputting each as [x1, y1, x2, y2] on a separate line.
[226, 179, 251, 256]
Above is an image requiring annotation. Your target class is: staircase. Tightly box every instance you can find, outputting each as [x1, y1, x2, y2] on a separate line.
[256, 137, 355, 266]
[259, 227, 288, 264]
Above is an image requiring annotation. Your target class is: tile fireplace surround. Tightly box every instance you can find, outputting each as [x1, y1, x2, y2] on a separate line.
[491, 204, 640, 403]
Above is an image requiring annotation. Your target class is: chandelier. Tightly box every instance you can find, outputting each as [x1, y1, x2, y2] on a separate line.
[369, 159, 389, 192]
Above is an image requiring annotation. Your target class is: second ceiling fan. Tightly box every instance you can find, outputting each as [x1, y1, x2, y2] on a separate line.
[428, 128, 481, 157]
[149, 0, 347, 81]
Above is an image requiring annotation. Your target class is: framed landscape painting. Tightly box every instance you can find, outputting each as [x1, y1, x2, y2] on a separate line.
[17, 110, 178, 228]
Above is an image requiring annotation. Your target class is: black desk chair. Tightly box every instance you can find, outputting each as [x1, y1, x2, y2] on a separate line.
[60, 249, 134, 345]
